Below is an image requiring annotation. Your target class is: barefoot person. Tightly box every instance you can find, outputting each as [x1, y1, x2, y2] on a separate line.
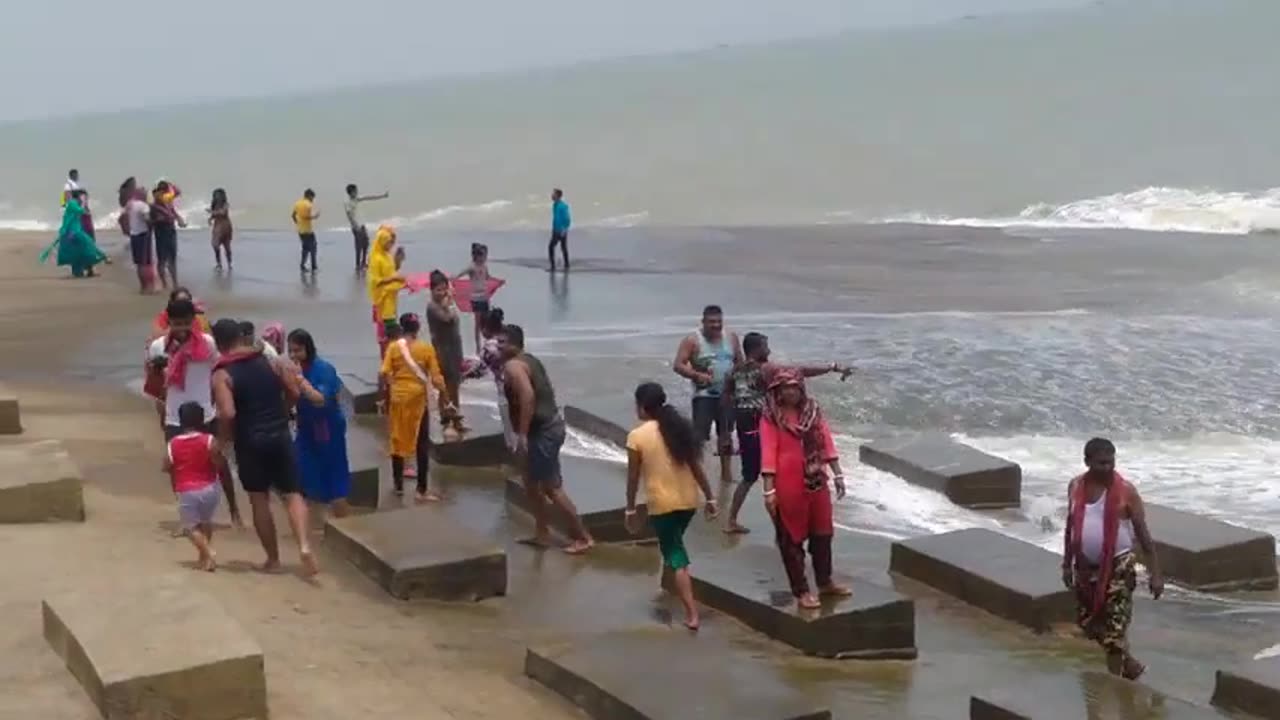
[150, 181, 185, 289]
[624, 382, 718, 630]
[289, 329, 352, 519]
[147, 298, 242, 526]
[40, 190, 107, 278]
[499, 323, 593, 554]
[455, 242, 495, 354]
[379, 313, 450, 501]
[673, 304, 742, 483]
[759, 366, 850, 609]
[549, 188, 571, 271]
[344, 183, 388, 271]
[211, 318, 318, 576]
[123, 188, 154, 292]
[1063, 438, 1163, 680]
[208, 188, 233, 270]
[426, 270, 467, 436]
[366, 225, 406, 356]
[163, 401, 229, 571]
[722, 332, 851, 534]
[292, 188, 319, 273]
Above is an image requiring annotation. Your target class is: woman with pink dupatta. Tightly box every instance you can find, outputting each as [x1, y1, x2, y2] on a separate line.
[758, 366, 851, 609]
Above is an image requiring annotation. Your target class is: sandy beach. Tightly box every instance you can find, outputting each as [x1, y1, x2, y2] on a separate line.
[0, 231, 578, 720]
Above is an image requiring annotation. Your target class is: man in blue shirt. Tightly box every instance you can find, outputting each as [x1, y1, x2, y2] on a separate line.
[549, 188, 571, 271]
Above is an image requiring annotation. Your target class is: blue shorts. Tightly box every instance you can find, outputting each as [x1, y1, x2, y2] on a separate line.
[526, 416, 566, 489]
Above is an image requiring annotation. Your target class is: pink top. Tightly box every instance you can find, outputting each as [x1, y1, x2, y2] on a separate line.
[168, 432, 218, 493]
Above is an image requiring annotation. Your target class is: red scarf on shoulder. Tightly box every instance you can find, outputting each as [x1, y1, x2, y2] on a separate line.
[1068, 472, 1130, 619]
[165, 332, 213, 391]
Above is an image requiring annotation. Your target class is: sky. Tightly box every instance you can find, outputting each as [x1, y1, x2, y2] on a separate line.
[3, 0, 1089, 123]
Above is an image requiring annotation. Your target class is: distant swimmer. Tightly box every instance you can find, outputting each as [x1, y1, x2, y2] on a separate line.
[672, 304, 742, 484]
[292, 188, 320, 273]
[549, 188, 571, 271]
[344, 183, 389, 272]
[208, 189, 233, 271]
[1063, 438, 1163, 681]
[61, 168, 81, 206]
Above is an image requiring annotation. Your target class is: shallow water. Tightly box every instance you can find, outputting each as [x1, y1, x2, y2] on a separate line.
[72, 221, 1280, 715]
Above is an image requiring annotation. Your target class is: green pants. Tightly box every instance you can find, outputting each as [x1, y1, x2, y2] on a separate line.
[651, 509, 695, 570]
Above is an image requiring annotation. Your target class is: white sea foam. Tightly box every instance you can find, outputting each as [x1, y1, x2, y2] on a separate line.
[373, 199, 513, 231]
[879, 186, 1280, 235]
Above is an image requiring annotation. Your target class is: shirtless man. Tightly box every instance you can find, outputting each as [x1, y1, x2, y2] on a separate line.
[673, 305, 742, 483]
[211, 318, 318, 576]
[1062, 438, 1163, 679]
[499, 323, 593, 554]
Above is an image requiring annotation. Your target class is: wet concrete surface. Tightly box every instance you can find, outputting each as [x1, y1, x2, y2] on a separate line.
[860, 434, 1022, 509]
[505, 454, 656, 544]
[972, 671, 1234, 720]
[324, 505, 507, 601]
[1211, 657, 1280, 719]
[665, 542, 917, 659]
[563, 405, 629, 449]
[1146, 504, 1279, 591]
[526, 626, 832, 720]
[890, 528, 1074, 632]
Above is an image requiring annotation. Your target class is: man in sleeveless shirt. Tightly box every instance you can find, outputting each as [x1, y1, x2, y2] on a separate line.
[673, 304, 742, 483]
[499, 323, 594, 555]
[1062, 438, 1163, 679]
[211, 319, 319, 576]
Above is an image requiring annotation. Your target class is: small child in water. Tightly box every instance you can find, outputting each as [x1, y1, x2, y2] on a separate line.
[455, 243, 492, 354]
[163, 401, 228, 572]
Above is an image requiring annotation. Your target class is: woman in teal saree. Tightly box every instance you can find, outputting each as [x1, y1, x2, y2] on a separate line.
[41, 191, 107, 278]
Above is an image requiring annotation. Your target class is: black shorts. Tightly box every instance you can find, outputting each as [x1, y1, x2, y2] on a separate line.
[129, 232, 153, 266]
[471, 299, 490, 314]
[299, 232, 317, 250]
[692, 396, 733, 448]
[352, 226, 369, 249]
[235, 434, 301, 495]
[153, 224, 178, 265]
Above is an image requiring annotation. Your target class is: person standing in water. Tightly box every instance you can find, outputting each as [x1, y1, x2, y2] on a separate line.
[379, 312, 449, 501]
[344, 183, 388, 272]
[292, 189, 320, 273]
[499, 323, 593, 554]
[211, 318, 318, 576]
[62, 169, 81, 206]
[1063, 438, 1163, 680]
[759, 366, 850, 609]
[673, 305, 742, 484]
[208, 188, 233, 270]
[549, 188, 571, 271]
[624, 382, 718, 630]
[426, 270, 467, 435]
[123, 188, 154, 293]
[150, 181, 185, 289]
[722, 332, 851, 534]
[455, 242, 494, 354]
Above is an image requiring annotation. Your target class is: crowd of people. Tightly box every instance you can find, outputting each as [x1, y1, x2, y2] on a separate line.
[49, 167, 1154, 680]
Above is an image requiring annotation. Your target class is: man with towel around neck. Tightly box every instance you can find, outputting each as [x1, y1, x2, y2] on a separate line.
[1062, 438, 1163, 680]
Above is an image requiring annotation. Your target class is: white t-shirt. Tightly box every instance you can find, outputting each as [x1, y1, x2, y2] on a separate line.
[125, 199, 150, 235]
[344, 197, 361, 230]
[64, 178, 81, 193]
[148, 333, 218, 427]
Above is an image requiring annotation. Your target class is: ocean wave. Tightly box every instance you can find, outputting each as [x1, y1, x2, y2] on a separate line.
[879, 187, 1280, 235]
[372, 199, 513, 231]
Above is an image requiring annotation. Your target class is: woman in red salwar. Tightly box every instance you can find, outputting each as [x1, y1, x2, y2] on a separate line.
[759, 366, 851, 609]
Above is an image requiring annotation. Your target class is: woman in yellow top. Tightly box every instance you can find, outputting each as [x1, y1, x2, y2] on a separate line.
[379, 312, 451, 502]
[624, 382, 718, 631]
[366, 225, 406, 356]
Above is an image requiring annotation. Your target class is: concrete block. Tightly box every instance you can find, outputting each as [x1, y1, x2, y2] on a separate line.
[563, 405, 628, 449]
[663, 544, 916, 659]
[339, 371, 380, 415]
[348, 465, 381, 510]
[526, 629, 831, 720]
[890, 528, 1073, 632]
[504, 456, 655, 543]
[860, 434, 1021, 508]
[431, 432, 513, 467]
[973, 671, 1228, 720]
[1146, 503, 1278, 591]
[0, 384, 19, 434]
[0, 440, 85, 523]
[1212, 657, 1280, 719]
[42, 575, 267, 720]
[325, 506, 506, 601]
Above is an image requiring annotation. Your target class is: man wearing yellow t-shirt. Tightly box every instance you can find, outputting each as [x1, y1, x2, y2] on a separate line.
[292, 189, 320, 273]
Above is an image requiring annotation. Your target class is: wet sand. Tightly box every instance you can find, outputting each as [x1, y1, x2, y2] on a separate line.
[3, 228, 1276, 719]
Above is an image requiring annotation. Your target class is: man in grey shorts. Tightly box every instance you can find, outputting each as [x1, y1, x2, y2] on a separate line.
[499, 323, 593, 554]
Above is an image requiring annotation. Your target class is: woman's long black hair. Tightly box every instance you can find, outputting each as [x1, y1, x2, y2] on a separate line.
[287, 328, 317, 363]
[634, 382, 702, 467]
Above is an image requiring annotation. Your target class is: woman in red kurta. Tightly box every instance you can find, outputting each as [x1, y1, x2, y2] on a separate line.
[760, 366, 850, 609]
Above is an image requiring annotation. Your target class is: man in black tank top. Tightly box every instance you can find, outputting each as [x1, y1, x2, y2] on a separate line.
[498, 323, 593, 555]
[211, 319, 318, 576]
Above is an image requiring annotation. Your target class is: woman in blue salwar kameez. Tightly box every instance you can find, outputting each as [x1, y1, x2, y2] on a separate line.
[287, 328, 352, 518]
